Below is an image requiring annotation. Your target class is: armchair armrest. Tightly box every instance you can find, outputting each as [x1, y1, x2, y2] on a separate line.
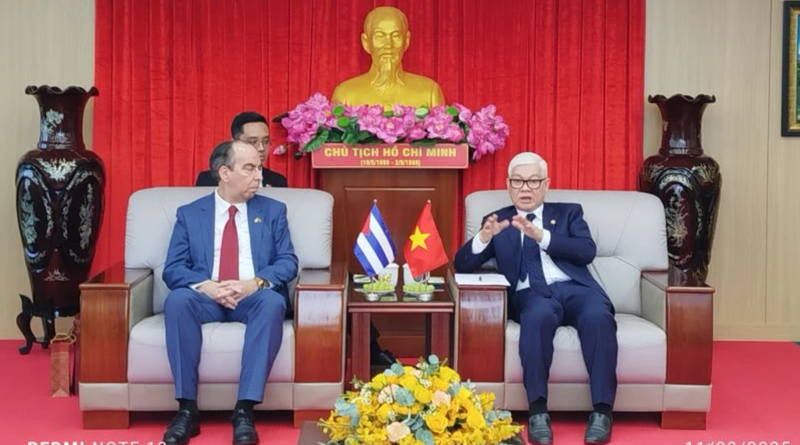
[641, 266, 714, 428]
[294, 261, 348, 383]
[643, 267, 714, 384]
[449, 268, 507, 382]
[80, 262, 153, 385]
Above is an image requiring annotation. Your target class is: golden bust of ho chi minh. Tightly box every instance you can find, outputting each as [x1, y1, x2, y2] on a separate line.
[331, 6, 445, 108]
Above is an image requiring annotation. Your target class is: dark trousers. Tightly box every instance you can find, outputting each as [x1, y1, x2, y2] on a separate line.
[164, 288, 286, 402]
[371, 323, 381, 352]
[511, 280, 618, 406]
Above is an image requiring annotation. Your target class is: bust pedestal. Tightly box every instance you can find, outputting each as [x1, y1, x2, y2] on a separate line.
[314, 143, 466, 357]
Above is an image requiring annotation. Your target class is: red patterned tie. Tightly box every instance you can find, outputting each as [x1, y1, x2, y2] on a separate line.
[218, 205, 239, 281]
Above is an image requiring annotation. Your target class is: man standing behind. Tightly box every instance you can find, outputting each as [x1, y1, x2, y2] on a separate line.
[196, 112, 288, 188]
[163, 140, 298, 445]
[454, 152, 617, 445]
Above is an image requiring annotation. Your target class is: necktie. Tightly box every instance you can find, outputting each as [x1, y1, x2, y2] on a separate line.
[519, 213, 551, 296]
[219, 205, 239, 281]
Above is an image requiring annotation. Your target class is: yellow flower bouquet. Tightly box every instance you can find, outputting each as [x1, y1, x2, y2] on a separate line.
[320, 356, 521, 445]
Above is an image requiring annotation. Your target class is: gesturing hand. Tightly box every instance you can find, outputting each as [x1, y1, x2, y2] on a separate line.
[511, 214, 543, 242]
[478, 214, 511, 243]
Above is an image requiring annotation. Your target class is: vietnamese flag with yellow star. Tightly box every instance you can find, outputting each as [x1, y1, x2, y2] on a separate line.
[403, 201, 449, 277]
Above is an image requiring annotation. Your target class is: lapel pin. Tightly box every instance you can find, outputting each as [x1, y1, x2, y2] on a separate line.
[254, 217, 263, 223]
[550, 219, 556, 225]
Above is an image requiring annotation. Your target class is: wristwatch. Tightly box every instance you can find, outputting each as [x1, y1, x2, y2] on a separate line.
[254, 276, 270, 289]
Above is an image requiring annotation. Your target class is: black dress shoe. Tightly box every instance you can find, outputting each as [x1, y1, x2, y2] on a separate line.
[527, 413, 553, 445]
[584, 412, 612, 444]
[370, 349, 397, 367]
[163, 409, 200, 445]
[231, 408, 259, 445]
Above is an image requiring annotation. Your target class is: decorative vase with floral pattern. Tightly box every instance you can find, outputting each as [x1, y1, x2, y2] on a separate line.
[640, 94, 721, 282]
[15, 85, 104, 354]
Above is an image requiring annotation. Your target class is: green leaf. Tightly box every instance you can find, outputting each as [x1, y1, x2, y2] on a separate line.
[303, 128, 329, 152]
[362, 134, 382, 144]
[357, 131, 372, 142]
[334, 397, 358, 421]
[327, 128, 344, 143]
[405, 415, 424, 432]
[350, 375, 365, 389]
[337, 116, 351, 127]
[334, 396, 348, 412]
[383, 109, 394, 117]
[447, 383, 461, 396]
[410, 138, 439, 147]
[446, 106, 459, 117]
[415, 107, 429, 118]
[391, 363, 405, 376]
[343, 132, 359, 145]
[415, 429, 434, 445]
[428, 355, 439, 365]
[395, 388, 415, 407]
[332, 104, 345, 117]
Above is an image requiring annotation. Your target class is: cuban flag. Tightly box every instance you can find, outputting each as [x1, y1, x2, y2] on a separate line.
[353, 202, 396, 276]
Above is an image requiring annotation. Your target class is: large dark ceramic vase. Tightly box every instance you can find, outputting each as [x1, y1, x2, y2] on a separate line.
[15, 85, 105, 354]
[640, 94, 721, 282]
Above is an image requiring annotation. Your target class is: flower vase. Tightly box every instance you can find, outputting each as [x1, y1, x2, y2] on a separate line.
[639, 94, 721, 282]
[15, 85, 105, 354]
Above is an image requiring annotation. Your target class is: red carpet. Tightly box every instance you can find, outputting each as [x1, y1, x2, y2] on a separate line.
[1, 341, 798, 444]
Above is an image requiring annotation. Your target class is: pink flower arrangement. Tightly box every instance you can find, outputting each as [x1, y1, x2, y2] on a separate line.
[280, 93, 509, 160]
[458, 104, 510, 161]
[280, 92, 337, 146]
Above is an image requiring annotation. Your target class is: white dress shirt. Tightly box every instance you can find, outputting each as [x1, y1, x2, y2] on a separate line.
[471, 203, 571, 291]
[211, 190, 256, 281]
[191, 190, 256, 289]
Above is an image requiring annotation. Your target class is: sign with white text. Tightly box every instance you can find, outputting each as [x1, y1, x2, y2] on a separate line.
[311, 143, 468, 169]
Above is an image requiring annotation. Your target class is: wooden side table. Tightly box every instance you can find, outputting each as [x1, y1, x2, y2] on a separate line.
[296, 421, 327, 444]
[348, 277, 454, 383]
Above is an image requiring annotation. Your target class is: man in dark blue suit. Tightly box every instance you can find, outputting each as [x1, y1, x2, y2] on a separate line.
[454, 152, 616, 445]
[162, 140, 298, 445]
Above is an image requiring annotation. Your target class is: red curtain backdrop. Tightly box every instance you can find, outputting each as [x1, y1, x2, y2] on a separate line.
[92, 0, 644, 270]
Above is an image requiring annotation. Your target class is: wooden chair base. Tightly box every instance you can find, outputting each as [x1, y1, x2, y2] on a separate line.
[83, 410, 130, 429]
[80, 409, 331, 429]
[293, 410, 330, 429]
[661, 411, 707, 429]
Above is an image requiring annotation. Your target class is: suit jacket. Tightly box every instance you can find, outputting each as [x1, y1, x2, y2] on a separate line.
[453, 203, 607, 302]
[195, 168, 288, 188]
[162, 193, 298, 305]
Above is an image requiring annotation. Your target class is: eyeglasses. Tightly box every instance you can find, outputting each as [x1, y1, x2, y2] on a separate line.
[508, 177, 547, 190]
[241, 137, 271, 148]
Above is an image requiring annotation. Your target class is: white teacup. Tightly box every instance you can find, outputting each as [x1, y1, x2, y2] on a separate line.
[403, 263, 430, 284]
[378, 263, 399, 286]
